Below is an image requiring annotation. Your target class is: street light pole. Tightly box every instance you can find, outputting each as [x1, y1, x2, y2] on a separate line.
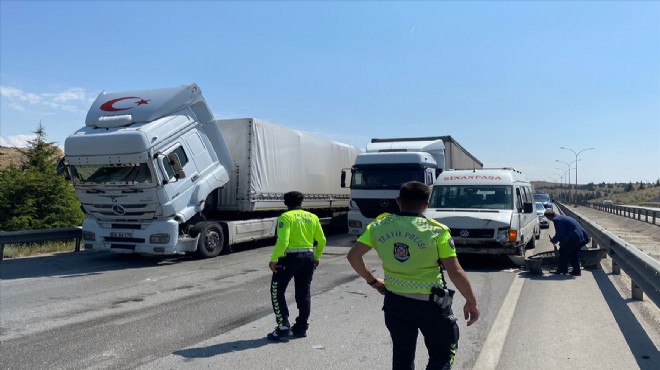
[554, 168, 566, 186]
[555, 160, 572, 202]
[560, 146, 595, 206]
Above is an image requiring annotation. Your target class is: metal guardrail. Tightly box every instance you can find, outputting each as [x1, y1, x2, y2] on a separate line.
[0, 227, 82, 261]
[589, 202, 658, 226]
[557, 202, 660, 308]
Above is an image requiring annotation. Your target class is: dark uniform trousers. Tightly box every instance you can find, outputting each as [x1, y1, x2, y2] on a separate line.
[384, 291, 459, 370]
[270, 252, 315, 328]
[557, 235, 582, 273]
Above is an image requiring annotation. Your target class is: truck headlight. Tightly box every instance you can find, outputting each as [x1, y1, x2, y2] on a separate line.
[348, 220, 362, 228]
[150, 233, 170, 244]
[496, 229, 508, 243]
[82, 231, 96, 241]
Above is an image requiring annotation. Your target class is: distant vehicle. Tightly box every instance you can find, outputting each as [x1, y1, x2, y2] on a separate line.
[603, 199, 614, 205]
[535, 202, 549, 229]
[534, 193, 553, 208]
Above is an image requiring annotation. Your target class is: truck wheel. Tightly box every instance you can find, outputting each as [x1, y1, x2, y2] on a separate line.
[194, 222, 225, 258]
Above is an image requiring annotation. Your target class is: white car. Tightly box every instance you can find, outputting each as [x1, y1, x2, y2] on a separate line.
[535, 202, 549, 229]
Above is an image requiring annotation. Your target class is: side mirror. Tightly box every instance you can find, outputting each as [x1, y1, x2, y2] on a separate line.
[167, 152, 186, 179]
[340, 170, 347, 188]
[523, 202, 534, 214]
[57, 157, 71, 181]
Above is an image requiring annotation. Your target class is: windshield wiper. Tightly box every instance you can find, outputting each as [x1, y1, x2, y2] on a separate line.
[85, 188, 106, 194]
[122, 188, 144, 193]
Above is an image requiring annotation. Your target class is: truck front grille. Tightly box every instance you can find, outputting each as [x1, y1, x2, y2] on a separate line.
[450, 229, 494, 238]
[353, 198, 399, 218]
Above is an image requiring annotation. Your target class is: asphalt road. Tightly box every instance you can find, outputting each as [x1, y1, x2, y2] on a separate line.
[1, 218, 658, 370]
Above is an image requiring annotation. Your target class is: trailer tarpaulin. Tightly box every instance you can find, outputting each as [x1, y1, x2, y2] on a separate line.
[216, 118, 362, 212]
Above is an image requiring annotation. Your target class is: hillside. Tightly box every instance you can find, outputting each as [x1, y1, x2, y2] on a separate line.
[0, 146, 64, 169]
[532, 180, 660, 206]
[0, 146, 26, 168]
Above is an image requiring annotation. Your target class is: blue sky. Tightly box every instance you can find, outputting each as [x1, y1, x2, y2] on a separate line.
[1, 1, 658, 184]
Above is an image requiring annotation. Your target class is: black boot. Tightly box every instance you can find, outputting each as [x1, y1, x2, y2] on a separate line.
[291, 322, 308, 338]
[266, 324, 291, 341]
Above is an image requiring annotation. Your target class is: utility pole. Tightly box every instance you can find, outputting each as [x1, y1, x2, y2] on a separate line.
[560, 147, 595, 206]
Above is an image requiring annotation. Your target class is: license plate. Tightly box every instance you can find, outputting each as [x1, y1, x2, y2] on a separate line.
[111, 232, 133, 238]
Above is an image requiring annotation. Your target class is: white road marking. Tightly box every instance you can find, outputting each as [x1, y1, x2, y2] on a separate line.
[472, 275, 525, 370]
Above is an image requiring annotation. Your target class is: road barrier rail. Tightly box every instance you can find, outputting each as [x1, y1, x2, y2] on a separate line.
[589, 202, 658, 226]
[558, 202, 660, 308]
[0, 227, 82, 261]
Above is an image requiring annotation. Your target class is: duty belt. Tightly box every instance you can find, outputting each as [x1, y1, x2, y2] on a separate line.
[391, 291, 433, 302]
[286, 248, 314, 254]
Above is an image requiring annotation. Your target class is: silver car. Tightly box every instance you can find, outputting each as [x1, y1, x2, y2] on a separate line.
[535, 202, 549, 228]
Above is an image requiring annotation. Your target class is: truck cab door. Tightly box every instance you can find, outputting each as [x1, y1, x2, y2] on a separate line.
[158, 144, 197, 205]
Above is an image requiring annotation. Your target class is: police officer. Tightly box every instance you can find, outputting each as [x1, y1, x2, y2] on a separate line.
[267, 191, 326, 340]
[545, 209, 590, 276]
[347, 181, 479, 370]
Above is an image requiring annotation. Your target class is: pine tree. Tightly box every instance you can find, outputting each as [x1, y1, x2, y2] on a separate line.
[624, 182, 634, 192]
[0, 124, 84, 231]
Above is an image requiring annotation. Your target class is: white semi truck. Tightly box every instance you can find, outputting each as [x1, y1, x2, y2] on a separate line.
[341, 136, 482, 235]
[62, 83, 362, 257]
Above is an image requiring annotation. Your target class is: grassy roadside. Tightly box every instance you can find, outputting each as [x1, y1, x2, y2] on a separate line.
[2, 240, 79, 259]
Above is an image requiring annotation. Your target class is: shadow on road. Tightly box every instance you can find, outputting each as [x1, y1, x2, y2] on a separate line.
[0, 233, 353, 281]
[593, 270, 659, 370]
[0, 251, 198, 280]
[173, 337, 289, 358]
[457, 254, 519, 272]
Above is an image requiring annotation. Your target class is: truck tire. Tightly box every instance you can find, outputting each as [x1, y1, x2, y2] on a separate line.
[194, 221, 225, 258]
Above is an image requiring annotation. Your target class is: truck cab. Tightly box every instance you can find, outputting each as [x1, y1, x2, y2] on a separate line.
[63, 83, 234, 256]
[342, 151, 439, 235]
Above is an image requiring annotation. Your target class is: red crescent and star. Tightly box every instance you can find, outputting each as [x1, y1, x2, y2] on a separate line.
[99, 96, 151, 112]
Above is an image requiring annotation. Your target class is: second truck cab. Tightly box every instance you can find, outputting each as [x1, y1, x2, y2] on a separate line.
[342, 137, 447, 235]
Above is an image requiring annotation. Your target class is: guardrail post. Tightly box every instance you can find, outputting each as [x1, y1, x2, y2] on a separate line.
[611, 260, 621, 275]
[631, 280, 644, 301]
[654, 211, 657, 225]
[0, 243, 4, 262]
[75, 236, 81, 252]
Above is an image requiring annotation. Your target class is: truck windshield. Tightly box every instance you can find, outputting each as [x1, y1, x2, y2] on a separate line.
[351, 168, 425, 190]
[69, 163, 154, 185]
[429, 185, 513, 210]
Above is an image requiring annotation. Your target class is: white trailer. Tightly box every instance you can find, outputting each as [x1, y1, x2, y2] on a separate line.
[212, 118, 362, 245]
[63, 83, 361, 258]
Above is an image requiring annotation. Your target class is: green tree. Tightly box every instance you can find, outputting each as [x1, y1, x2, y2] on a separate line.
[624, 182, 634, 192]
[0, 124, 84, 230]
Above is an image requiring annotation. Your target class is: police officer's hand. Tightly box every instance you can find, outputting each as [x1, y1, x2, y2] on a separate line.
[464, 300, 480, 326]
[313, 260, 320, 269]
[269, 261, 278, 273]
[370, 278, 386, 295]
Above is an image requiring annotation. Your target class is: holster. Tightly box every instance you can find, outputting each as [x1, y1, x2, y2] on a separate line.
[431, 286, 455, 311]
